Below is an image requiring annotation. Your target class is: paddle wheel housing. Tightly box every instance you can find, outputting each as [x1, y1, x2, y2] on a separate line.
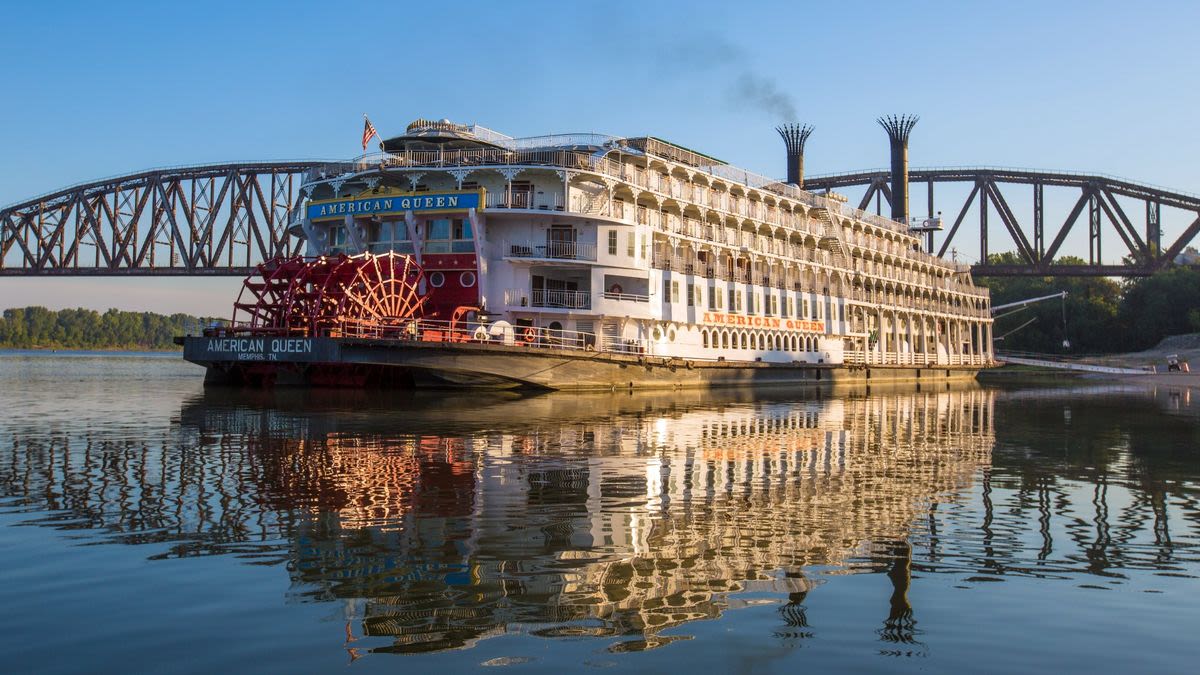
[228, 252, 427, 336]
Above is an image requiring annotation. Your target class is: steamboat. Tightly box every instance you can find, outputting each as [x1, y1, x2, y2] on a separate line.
[182, 118, 994, 389]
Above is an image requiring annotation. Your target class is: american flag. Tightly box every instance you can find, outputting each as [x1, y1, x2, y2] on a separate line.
[362, 115, 379, 150]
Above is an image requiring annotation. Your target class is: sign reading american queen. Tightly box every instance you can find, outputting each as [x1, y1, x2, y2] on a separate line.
[306, 189, 484, 221]
[701, 312, 825, 333]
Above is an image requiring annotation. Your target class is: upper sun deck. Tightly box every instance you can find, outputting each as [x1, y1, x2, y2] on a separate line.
[304, 126, 911, 235]
[299, 120, 977, 281]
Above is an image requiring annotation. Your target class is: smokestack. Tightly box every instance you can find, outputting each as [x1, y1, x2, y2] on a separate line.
[776, 123, 813, 188]
[877, 115, 918, 224]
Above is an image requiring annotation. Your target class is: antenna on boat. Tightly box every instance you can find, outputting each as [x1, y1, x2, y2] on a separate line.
[776, 123, 814, 188]
[878, 115, 919, 225]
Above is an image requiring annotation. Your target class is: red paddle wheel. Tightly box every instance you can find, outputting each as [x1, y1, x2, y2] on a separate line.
[320, 252, 428, 336]
[228, 252, 427, 337]
[278, 255, 342, 334]
[231, 256, 309, 332]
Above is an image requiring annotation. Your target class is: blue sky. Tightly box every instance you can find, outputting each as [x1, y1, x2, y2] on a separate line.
[2, 0, 1198, 315]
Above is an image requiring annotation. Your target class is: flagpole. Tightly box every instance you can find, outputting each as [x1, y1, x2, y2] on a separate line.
[363, 112, 380, 153]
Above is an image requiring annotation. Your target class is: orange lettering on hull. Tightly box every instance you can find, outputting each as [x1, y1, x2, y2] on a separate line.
[700, 312, 824, 333]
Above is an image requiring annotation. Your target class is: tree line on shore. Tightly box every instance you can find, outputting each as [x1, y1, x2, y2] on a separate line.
[981, 254, 1200, 353]
[0, 306, 217, 350]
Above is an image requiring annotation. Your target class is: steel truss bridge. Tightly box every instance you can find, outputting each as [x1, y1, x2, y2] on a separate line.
[0, 162, 319, 276]
[2, 162, 1198, 277]
[803, 168, 1200, 277]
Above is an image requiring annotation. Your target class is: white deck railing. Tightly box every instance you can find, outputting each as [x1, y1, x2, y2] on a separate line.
[602, 290, 651, 303]
[503, 240, 597, 261]
[210, 318, 648, 355]
[484, 191, 565, 211]
[530, 289, 591, 310]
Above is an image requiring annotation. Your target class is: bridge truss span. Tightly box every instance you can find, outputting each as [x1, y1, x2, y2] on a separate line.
[5, 162, 1198, 278]
[802, 167, 1200, 277]
[0, 161, 322, 276]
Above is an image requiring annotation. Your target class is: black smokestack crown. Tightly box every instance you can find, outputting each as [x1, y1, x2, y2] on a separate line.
[776, 123, 814, 187]
[877, 115, 919, 223]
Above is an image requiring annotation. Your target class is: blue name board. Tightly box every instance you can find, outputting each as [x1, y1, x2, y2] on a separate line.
[307, 191, 482, 221]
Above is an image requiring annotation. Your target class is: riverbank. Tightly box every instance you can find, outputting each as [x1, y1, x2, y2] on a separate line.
[0, 349, 178, 357]
[0, 345, 180, 353]
[1107, 370, 1200, 390]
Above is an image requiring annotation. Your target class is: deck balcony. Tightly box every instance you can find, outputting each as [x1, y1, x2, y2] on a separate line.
[485, 191, 565, 211]
[531, 289, 591, 310]
[503, 240, 597, 262]
[503, 288, 592, 310]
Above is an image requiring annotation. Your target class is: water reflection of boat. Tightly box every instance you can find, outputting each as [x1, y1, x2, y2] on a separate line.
[7, 380, 1200, 659]
[176, 385, 995, 653]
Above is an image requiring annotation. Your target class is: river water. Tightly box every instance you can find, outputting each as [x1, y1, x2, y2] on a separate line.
[0, 353, 1197, 673]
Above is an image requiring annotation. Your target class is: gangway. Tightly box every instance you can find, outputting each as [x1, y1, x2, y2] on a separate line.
[995, 352, 1151, 375]
[991, 291, 1068, 316]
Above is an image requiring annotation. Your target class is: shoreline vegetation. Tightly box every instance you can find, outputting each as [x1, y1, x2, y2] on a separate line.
[981, 254, 1200, 353]
[0, 307, 218, 351]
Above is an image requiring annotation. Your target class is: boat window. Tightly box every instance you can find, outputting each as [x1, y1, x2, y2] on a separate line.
[429, 219, 451, 240]
[330, 225, 347, 249]
[368, 219, 414, 254]
[424, 218, 473, 254]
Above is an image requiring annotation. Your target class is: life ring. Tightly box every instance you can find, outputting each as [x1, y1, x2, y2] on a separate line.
[524, 327, 538, 343]
[473, 326, 489, 341]
[609, 283, 623, 294]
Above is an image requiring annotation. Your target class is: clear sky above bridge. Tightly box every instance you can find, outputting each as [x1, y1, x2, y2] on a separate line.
[2, 0, 1198, 315]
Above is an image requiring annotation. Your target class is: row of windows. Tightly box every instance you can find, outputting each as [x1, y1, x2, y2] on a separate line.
[426, 271, 476, 288]
[607, 230, 649, 259]
[700, 328, 822, 352]
[661, 279, 826, 319]
[341, 219, 475, 255]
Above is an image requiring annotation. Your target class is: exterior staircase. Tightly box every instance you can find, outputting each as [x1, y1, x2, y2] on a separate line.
[812, 205, 849, 266]
[573, 191, 609, 216]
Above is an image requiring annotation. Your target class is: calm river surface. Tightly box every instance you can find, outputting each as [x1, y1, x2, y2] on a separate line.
[1, 353, 1198, 673]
